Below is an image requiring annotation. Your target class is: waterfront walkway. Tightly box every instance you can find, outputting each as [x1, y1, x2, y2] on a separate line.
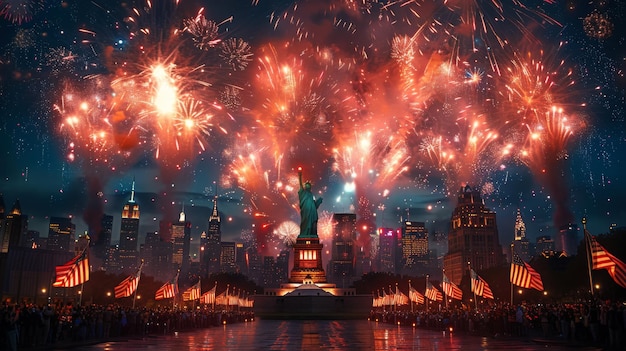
[31, 319, 602, 351]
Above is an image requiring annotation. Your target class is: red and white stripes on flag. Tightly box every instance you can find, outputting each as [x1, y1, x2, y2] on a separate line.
[215, 291, 228, 306]
[155, 272, 179, 300]
[200, 284, 217, 305]
[510, 254, 544, 291]
[425, 281, 443, 301]
[373, 291, 383, 307]
[587, 231, 626, 288]
[394, 286, 409, 305]
[409, 285, 425, 304]
[114, 265, 142, 298]
[470, 269, 494, 299]
[114, 274, 139, 298]
[53, 249, 90, 288]
[442, 273, 463, 300]
[183, 280, 201, 301]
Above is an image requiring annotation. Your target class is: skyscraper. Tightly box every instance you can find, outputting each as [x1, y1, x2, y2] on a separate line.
[535, 235, 555, 257]
[443, 185, 505, 284]
[92, 214, 113, 269]
[328, 213, 357, 284]
[400, 221, 429, 274]
[46, 216, 75, 252]
[220, 241, 237, 273]
[142, 231, 169, 277]
[514, 208, 526, 241]
[557, 223, 579, 256]
[205, 193, 221, 274]
[171, 205, 191, 272]
[511, 209, 531, 261]
[119, 180, 140, 272]
[1, 199, 27, 253]
[378, 227, 400, 274]
[0, 195, 5, 250]
[235, 242, 246, 273]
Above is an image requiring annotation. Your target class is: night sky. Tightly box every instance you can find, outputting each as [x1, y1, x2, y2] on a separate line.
[0, 1, 624, 255]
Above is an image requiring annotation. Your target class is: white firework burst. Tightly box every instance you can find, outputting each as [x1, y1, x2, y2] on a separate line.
[184, 15, 220, 50]
[220, 38, 253, 71]
[275, 220, 300, 246]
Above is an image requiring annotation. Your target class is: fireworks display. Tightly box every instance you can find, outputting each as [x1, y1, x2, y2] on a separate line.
[0, 0, 624, 251]
[583, 10, 614, 40]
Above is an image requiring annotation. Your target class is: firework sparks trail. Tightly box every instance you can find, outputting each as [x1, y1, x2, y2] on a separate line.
[402, 0, 561, 75]
[502, 46, 578, 122]
[0, 0, 43, 24]
[39, 0, 595, 250]
[64, 0, 253, 168]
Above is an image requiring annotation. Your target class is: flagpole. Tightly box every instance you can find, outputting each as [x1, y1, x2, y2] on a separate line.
[79, 282, 84, 306]
[133, 260, 143, 309]
[425, 275, 429, 313]
[79, 237, 90, 306]
[394, 284, 398, 312]
[442, 270, 448, 310]
[173, 269, 179, 310]
[510, 243, 514, 306]
[226, 284, 230, 312]
[469, 261, 477, 311]
[582, 217, 595, 297]
[409, 280, 413, 313]
[213, 281, 217, 311]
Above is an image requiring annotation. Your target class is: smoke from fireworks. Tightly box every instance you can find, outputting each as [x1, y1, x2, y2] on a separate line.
[3, 0, 591, 254]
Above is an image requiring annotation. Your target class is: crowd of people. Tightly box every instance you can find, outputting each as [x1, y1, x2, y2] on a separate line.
[370, 299, 626, 350]
[4, 299, 626, 350]
[0, 301, 254, 350]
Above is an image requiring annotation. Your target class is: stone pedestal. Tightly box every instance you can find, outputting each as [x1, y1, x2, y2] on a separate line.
[289, 237, 326, 283]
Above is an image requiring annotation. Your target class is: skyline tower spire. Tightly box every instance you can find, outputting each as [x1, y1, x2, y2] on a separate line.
[129, 177, 136, 203]
[205, 181, 222, 274]
[119, 178, 140, 272]
[179, 202, 186, 223]
[210, 182, 220, 223]
[514, 208, 526, 241]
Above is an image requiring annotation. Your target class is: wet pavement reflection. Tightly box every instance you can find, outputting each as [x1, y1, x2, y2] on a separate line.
[60, 320, 599, 350]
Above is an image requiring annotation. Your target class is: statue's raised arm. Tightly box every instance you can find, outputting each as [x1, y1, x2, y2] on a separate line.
[297, 167, 322, 238]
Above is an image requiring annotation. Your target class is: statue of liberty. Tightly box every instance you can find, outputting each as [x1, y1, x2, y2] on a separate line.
[298, 167, 323, 238]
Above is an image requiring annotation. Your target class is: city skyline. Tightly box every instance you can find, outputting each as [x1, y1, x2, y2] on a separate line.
[1, 1, 624, 251]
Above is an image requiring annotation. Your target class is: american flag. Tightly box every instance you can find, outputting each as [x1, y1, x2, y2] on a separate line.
[442, 273, 463, 300]
[114, 264, 142, 298]
[510, 254, 544, 291]
[470, 269, 494, 299]
[200, 284, 217, 305]
[394, 286, 409, 305]
[53, 248, 90, 288]
[409, 285, 425, 304]
[155, 272, 179, 300]
[587, 231, 626, 288]
[425, 281, 443, 301]
[373, 291, 383, 308]
[183, 279, 201, 301]
[215, 290, 229, 306]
